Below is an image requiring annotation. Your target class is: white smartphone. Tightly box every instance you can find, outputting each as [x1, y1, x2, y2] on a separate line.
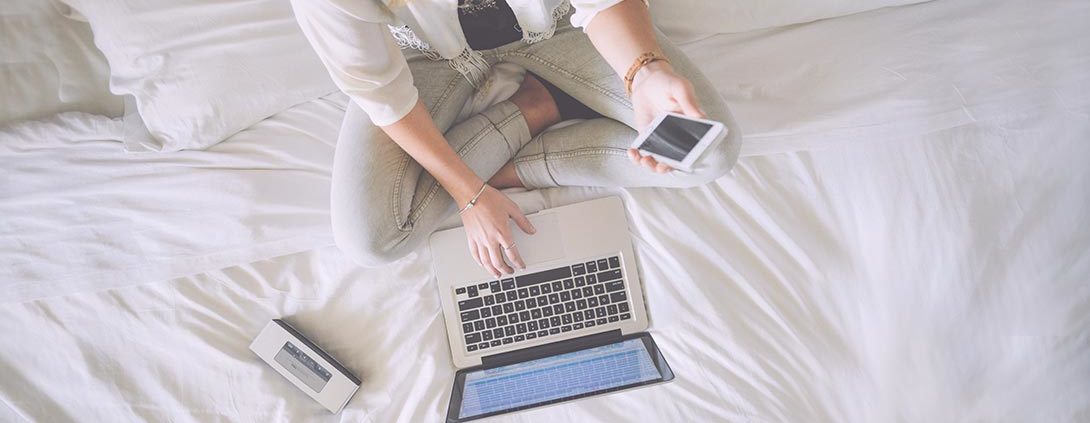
[630, 112, 726, 172]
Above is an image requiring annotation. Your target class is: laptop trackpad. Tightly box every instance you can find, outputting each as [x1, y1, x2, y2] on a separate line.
[509, 213, 565, 266]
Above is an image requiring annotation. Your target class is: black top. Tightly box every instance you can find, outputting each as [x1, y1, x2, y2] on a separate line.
[459, 0, 523, 50]
[457, 0, 601, 120]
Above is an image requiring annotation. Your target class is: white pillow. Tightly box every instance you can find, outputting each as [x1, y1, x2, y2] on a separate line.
[650, 0, 932, 43]
[1, 0, 123, 125]
[62, 0, 337, 151]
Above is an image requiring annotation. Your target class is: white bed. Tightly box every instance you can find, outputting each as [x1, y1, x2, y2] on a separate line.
[2, 0, 1088, 421]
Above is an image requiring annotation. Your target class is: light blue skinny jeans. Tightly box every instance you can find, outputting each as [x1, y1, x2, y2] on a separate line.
[332, 18, 742, 266]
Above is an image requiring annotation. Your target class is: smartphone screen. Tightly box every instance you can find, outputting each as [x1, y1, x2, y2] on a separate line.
[637, 115, 713, 162]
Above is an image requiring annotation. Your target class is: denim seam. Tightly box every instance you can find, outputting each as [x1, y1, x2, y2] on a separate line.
[406, 108, 524, 226]
[502, 51, 631, 109]
[514, 147, 627, 187]
[407, 124, 494, 224]
[491, 111, 523, 154]
[393, 73, 465, 232]
[547, 147, 629, 159]
[428, 74, 465, 116]
[516, 146, 629, 162]
[391, 156, 410, 231]
[514, 154, 559, 187]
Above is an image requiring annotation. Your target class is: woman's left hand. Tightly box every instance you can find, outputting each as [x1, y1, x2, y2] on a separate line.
[626, 60, 706, 174]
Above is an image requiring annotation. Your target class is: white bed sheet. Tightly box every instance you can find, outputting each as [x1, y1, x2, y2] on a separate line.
[693, 0, 1089, 155]
[0, 97, 344, 303]
[1, 0, 1089, 420]
[1, 111, 1087, 421]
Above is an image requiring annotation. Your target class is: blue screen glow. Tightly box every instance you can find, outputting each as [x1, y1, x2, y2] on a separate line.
[459, 338, 661, 418]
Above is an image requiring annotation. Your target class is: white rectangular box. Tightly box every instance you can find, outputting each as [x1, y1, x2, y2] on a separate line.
[249, 319, 361, 413]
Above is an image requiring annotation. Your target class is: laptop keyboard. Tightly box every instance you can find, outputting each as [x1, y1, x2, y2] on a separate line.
[454, 254, 633, 353]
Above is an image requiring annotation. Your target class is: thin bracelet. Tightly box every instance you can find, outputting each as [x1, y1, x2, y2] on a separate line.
[624, 52, 670, 97]
[458, 182, 489, 215]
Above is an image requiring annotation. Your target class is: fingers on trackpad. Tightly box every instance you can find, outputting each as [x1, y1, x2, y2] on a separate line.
[509, 213, 565, 266]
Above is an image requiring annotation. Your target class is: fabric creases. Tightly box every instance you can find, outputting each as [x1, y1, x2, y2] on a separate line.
[389, 25, 490, 88]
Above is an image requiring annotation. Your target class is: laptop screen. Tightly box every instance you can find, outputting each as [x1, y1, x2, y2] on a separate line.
[453, 335, 671, 420]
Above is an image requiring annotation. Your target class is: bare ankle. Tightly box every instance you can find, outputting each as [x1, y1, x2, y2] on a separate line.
[509, 74, 561, 137]
[488, 161, 524, 189]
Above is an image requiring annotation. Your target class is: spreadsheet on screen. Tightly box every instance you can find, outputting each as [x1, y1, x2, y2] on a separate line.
[459, 338, 661, 418]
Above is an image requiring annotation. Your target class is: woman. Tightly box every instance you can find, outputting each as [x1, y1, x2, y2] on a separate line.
[290, 0, 741, 276]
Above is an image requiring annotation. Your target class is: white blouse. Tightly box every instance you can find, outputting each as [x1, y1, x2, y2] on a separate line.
[289, 0, 627, 126]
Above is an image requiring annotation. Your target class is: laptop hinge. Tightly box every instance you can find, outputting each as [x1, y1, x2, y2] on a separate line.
[479, 329, 624, 368]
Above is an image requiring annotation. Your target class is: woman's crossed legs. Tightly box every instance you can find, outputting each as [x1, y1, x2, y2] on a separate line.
[330, 25, 741, 266]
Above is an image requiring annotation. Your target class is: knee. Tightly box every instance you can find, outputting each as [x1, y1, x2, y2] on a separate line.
[334, 229, 405, 267]
[329, 104, 420, 267]
[330, 199, 408, 267]
[674, 109, 742, 187]
[686, 150, 735, 187]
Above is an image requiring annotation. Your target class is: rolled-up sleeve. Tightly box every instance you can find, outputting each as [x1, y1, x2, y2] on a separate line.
[569, 0, 648, 30]
[290, 0, 418, 126]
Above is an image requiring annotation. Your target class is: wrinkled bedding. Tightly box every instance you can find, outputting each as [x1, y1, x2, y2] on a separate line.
[1, 0, 1088, 421]
[2, 113, 1086, 421]
[0, 0, 121, 124]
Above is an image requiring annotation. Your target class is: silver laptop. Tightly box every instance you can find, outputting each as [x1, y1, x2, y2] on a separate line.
[430, 196, 674, 422]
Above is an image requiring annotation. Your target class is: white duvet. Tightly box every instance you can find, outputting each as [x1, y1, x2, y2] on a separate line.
[1, 0, 1089, 421]
[2, 114, 1086, 421]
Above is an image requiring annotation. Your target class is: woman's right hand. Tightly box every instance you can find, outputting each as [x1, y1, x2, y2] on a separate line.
[460, 185, 536, 277]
